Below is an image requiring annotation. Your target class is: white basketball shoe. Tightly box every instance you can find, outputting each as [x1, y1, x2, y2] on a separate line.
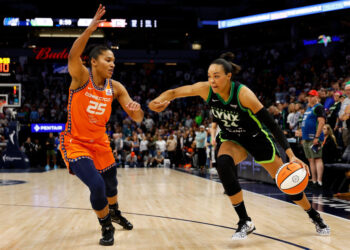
[232, 219, 256, 240]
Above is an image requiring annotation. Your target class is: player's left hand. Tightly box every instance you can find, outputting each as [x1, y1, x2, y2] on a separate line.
[289, 156, 310, 176]
[148, 100, 171, 112]
[87, 4, 107, 32]
[126, 101, 141, 111]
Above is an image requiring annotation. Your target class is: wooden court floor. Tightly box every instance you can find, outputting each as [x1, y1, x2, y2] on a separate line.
[1, 168, 349, 250]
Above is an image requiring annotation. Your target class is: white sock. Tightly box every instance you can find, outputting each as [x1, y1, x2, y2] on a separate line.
[318, 181, 323, 186]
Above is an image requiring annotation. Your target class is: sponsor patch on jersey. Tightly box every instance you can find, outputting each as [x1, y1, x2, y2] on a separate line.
[106, 88, 113, 96]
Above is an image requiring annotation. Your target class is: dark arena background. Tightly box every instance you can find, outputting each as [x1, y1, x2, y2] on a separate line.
[0, 0, 350, 249]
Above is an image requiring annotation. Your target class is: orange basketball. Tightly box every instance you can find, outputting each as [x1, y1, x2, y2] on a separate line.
[275, 162, 309, 195]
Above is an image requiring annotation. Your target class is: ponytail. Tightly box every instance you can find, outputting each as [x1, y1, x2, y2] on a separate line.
[210, 51, 241, 78]
[220, 52, 241, 74]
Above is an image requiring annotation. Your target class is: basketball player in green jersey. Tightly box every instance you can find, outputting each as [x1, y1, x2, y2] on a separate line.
[149, 52, 330, 239]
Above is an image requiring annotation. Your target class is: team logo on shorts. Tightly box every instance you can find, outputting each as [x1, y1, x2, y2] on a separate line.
[106, 89, 113, 96]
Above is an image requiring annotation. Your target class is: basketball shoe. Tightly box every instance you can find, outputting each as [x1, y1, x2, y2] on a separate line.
[232, 219, 256, 240]
[99, 215, 115, 246]
[110, 208, 133, 230]
[99, 224, 115, 246]
[310, 212, 330, 235]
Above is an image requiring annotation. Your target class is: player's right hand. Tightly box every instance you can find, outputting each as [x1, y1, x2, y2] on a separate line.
[148, 100, 170, 112]
[126, 101, 141, 111]
[88, 4, 106, 32]
[290, 156, 310, 176]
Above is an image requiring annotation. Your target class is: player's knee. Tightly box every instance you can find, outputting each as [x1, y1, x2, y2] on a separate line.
[288, 192, 304, 201]
[105, 179, 118, 197]
[90, 195, 108, 211]
[90, 175, 105, 194]
[89, 176, 108, 210]
[103, 167, 118, 197]
[216, 154, 241, 196]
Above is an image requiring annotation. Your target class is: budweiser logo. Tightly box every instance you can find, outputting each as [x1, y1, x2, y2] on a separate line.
[33, 47, 89, 60]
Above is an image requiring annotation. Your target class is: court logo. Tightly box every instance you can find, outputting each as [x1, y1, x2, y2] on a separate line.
[2, 154, 23, 162]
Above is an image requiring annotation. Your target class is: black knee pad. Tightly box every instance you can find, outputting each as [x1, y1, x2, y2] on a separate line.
[70, 158, 108, 211]
[216, 154, 241, 196]
[288, 192, 304, 201]
[102, 167, 118, 197]
[89, 175, 108, 210]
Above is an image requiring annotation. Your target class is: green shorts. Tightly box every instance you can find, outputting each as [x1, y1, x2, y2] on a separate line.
[302, 140, 322, 159]
[47, 149, 56, 156]
[218, 131, 279, 164]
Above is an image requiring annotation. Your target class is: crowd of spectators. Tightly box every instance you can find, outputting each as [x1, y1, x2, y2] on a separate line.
[0, 41, 350, 185]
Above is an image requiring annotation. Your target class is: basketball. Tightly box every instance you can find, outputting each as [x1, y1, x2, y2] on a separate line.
[275, 162, 309, 195]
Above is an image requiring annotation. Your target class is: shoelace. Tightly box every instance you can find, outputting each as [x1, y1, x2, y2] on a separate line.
[312, 215, 327, 228]
[236, 221, 247, 232]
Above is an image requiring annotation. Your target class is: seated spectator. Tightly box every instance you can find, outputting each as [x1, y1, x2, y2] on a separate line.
[183, 146, 195, 167]
[125, 151, 138, 168]
[322, 124, 340, 163]
[144, 114, 155, 132]
[184, 115, 193, 128]
[113, 133, 124, 165]
[45, 132, 57, 170]
[142, 153, 153, 168]
[140, 135, 149, 167]
[166, 135, 177, 167]
[123, 136, 133, 154]
[327, 91, 342, 130]
[156, 136, 166, 156]
[286, 103, 296, 137]
[151, 150, 164, 167]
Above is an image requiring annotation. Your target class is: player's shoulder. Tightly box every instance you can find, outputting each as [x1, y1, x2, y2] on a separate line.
[110, 79, 128, 97]
[194, 81, 209, 87]
[237, 83, 252, 97]
[110, 79, 124, 91]
[193, 81, 210, 93]
[110, 79, 121, 87]
[192, 81, 210, 100]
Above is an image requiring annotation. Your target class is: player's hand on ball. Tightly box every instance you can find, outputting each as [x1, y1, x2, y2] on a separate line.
[289, 156, 310, 176]
[148, 100, 170, 112]
[126, 101, 141, 111]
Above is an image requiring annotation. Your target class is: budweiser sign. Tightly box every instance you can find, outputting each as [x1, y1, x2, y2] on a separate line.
[33, 47, 89, 60]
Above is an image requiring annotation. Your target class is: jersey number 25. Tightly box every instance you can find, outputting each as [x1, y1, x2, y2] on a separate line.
[86, 100, 106, 115]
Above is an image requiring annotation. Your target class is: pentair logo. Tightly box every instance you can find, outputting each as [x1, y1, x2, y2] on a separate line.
[34, 124, 40, 132]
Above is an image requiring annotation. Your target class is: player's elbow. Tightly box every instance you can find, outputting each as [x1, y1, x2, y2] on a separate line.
[68, 52, 75, 61]
[68, 51, 81, 62]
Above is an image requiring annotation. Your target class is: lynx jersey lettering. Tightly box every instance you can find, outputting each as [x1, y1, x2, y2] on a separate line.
[206, 81, 278, 164]
[206, 81, 262, 138]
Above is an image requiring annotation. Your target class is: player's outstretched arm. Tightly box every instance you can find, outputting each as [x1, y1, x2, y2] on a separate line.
[68, 4, 106, 89]
[148, 81, 210, 112]
[238, 86, 310, 174]
[113, 81, 144, 123]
